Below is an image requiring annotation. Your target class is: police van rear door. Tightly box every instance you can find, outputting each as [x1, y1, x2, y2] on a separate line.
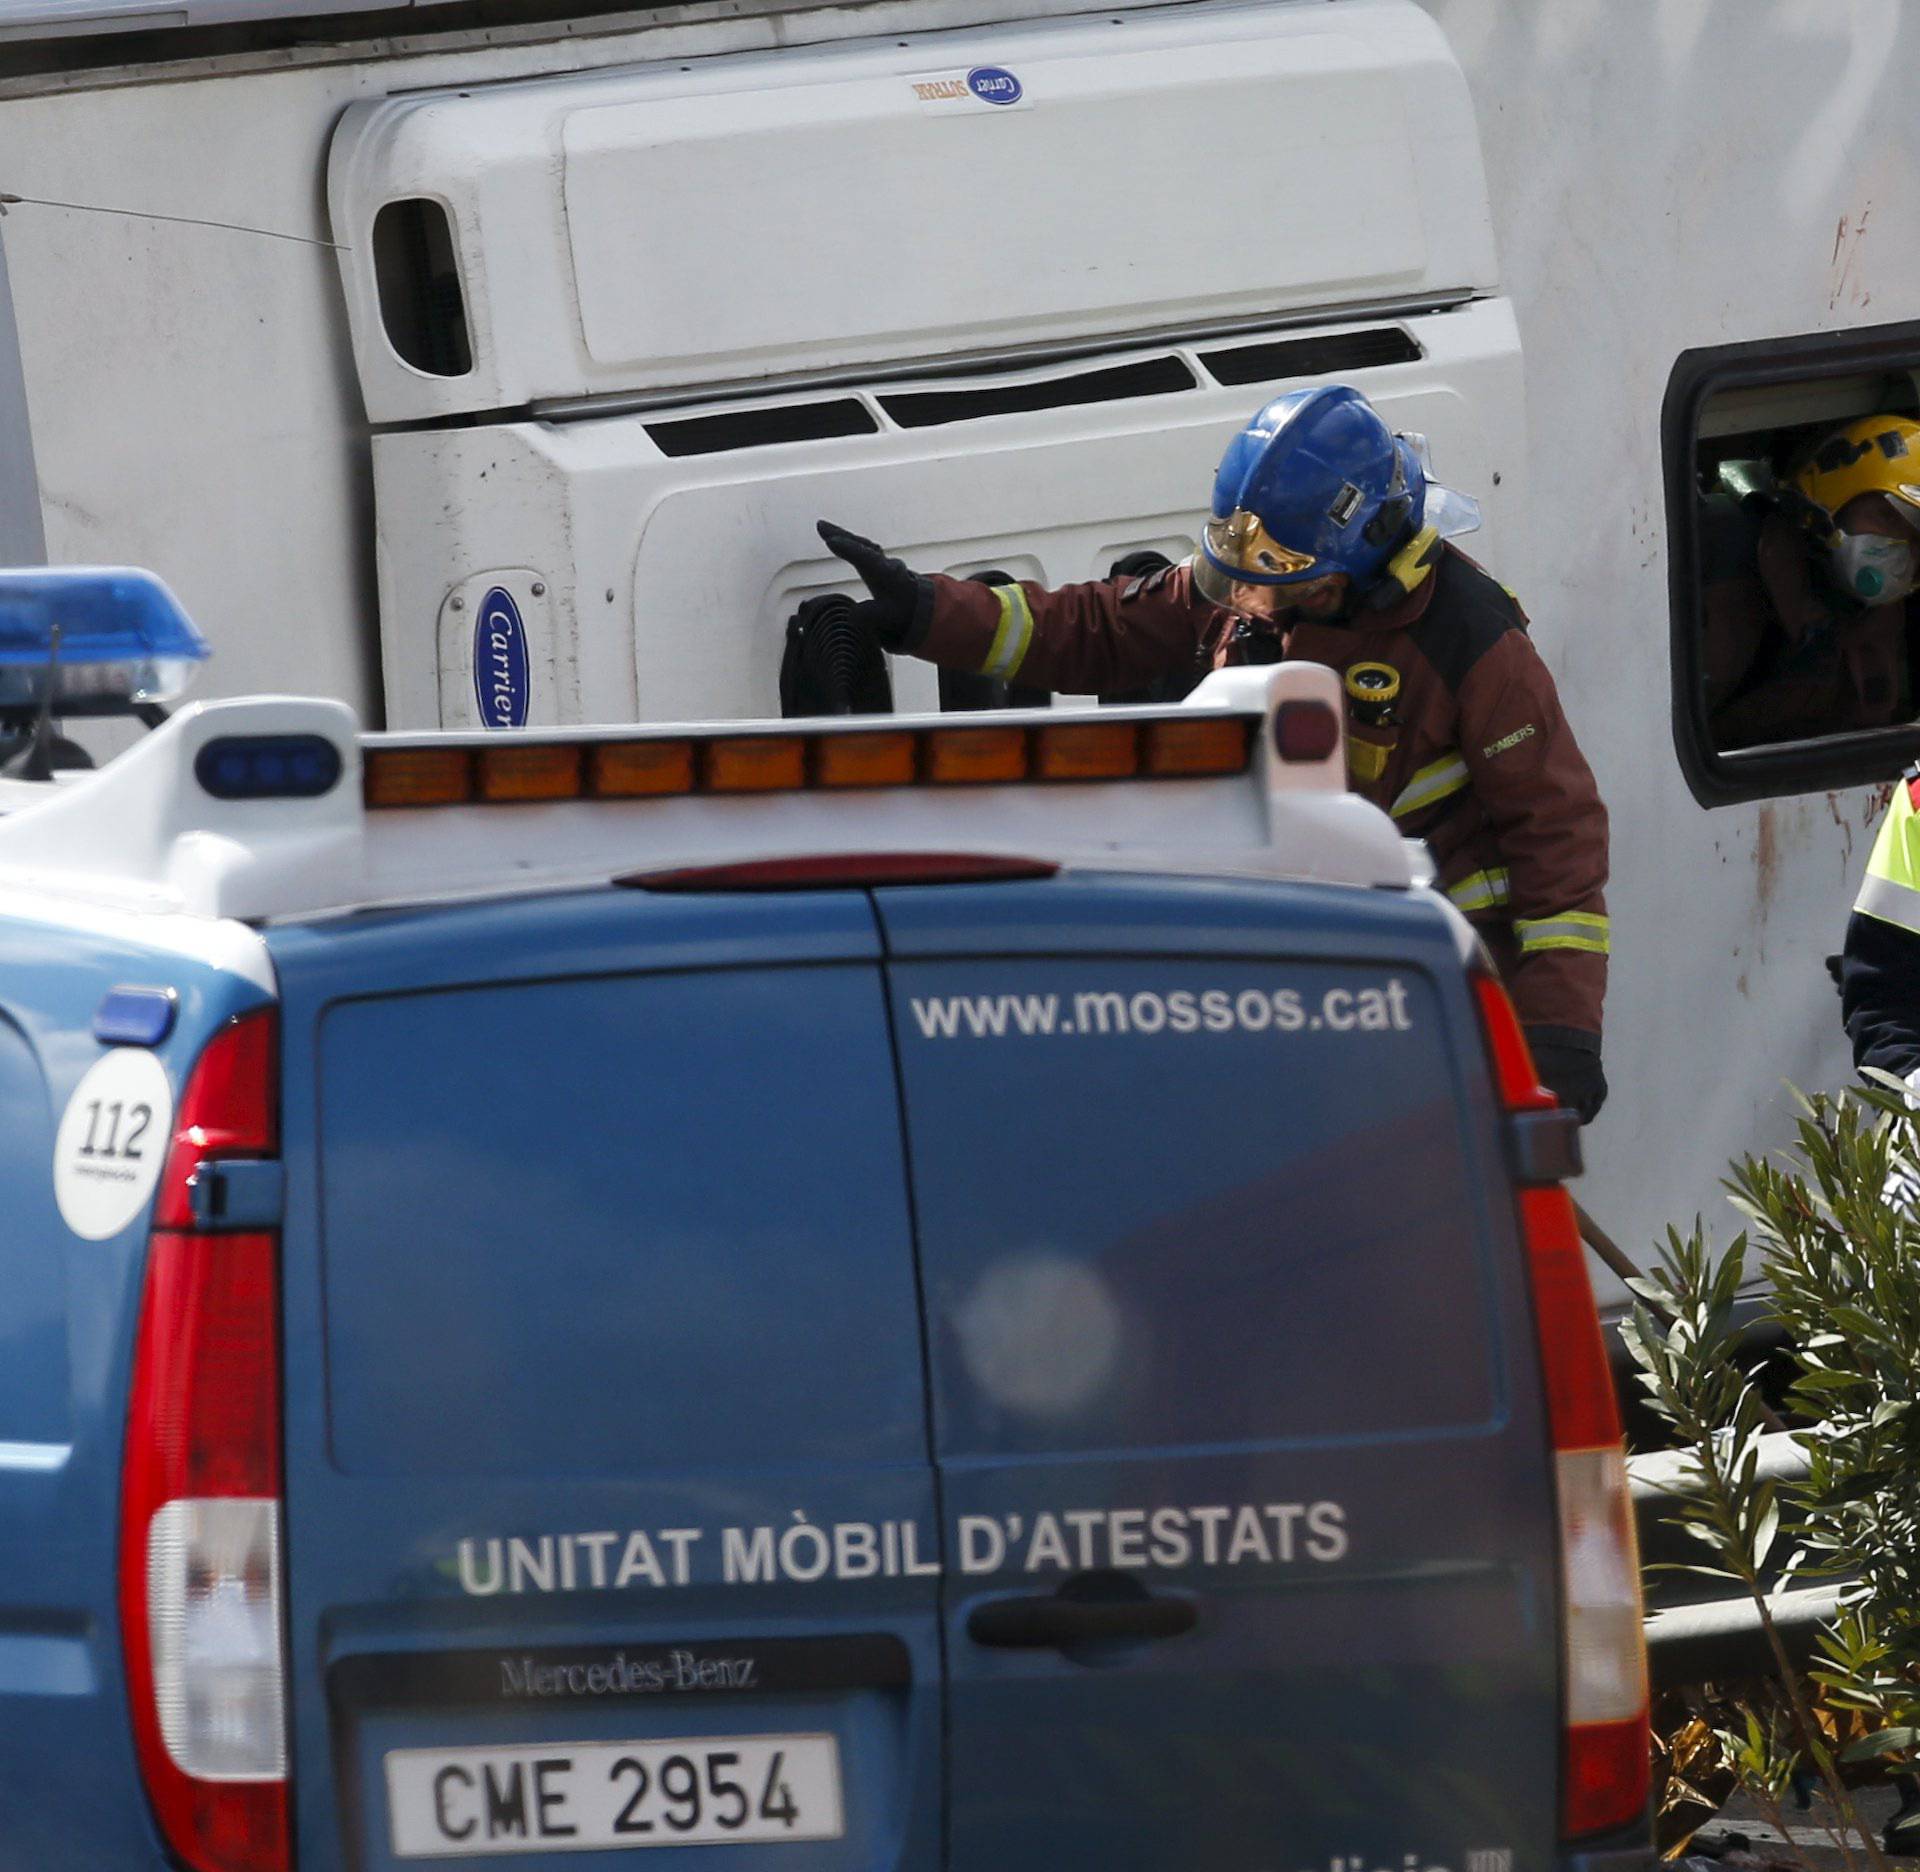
[876, 872, 1561, 1872]
[267, 885, 941, 1871]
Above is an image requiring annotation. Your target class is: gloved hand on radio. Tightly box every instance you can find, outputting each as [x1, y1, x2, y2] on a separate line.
[1527, 1030, 1608, 1126]
[817, 520, 931, 649]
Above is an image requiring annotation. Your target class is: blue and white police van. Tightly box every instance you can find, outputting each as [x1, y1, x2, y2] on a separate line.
[0, 572, 1647, 1872]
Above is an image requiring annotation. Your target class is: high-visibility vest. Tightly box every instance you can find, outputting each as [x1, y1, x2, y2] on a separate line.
[1855, 769, 1920, 938]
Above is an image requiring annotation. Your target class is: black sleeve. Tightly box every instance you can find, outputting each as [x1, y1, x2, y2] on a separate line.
[1840, 909, 1920, 1081]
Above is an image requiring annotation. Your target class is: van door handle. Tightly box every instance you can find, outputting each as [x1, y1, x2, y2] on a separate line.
[966, 1581, 1197, 1649]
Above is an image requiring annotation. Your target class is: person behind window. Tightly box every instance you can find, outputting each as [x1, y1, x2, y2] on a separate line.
[1707, 414, 1920, 750]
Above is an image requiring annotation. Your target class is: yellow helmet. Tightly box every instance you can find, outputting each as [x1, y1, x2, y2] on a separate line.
[1791, 415, 1920, 531]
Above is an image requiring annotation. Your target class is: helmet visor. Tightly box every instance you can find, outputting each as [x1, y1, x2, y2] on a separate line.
[1190, 559, 1289, 620]
[1201, 509, 1318, 586]
[1422, 481, 1483, 541]
[1192, 549, 1350, 622]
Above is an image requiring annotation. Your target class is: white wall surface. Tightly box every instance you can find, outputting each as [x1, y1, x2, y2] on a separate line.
[1424, 0, 1920, 1283]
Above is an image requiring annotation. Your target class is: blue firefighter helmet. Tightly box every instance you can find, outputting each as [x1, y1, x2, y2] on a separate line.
[1193, 386, 1481, 612]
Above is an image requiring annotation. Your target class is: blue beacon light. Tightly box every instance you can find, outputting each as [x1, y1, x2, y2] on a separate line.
[0, 567, 209, 719]
[194, 735, 343, 801]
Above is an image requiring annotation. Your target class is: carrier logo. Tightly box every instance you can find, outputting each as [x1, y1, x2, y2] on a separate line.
[966, 65, 1022, 104]
[909, 65, 1026, 107]
[473, 587, 530, 729]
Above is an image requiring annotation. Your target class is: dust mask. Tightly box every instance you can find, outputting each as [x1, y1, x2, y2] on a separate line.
[1830, 531, 1920, 606]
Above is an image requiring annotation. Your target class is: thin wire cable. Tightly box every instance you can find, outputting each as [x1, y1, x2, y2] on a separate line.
[0, 191, 347, 251]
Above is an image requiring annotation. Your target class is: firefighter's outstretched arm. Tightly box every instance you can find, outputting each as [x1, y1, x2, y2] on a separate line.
[1456, 632, 1611, 1119]
[1842, 773, 1920, 1083]
[817, 520, 1206, 697]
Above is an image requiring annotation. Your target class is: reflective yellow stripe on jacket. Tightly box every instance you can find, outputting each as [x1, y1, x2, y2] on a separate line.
[1447, 867, 1511, 914]
[1515, 910, 1611, 956]
[1855, 780, 1920, 937]
[979, 584, 1036, 683]
[1391, 752, 1470, 820]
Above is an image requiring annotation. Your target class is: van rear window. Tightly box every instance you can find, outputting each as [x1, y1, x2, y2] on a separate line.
[316, 965, 927, 1477]
[889, 957, 1500, 1456]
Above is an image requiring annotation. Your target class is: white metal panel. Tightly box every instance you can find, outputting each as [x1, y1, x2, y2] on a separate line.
[368, 298, 1524, 727]
[329, 0, 1497, 421]
[560, 35, 1424, 374]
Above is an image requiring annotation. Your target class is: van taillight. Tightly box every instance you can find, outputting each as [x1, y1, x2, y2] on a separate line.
[1472, 974, 1647, 1840]
[119, 1009, 288, 1872]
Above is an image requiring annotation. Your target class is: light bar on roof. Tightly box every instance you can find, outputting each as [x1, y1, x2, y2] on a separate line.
[361, 713, 1263, 810]
[0, 669, 1381, 924]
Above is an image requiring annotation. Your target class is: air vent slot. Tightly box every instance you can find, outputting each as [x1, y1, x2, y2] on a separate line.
[1198, 326, 1421, 387]
[372, 199, 472, 379]
[644, 399, 878, 458]
[880, 357, 1196, 430]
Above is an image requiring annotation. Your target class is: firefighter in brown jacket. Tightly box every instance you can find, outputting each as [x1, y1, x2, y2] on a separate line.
[818, 384, 1612, 1119]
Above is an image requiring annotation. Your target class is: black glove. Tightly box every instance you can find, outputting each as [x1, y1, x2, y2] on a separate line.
[1526, 1028, 1608, 1125]
[817, 520, 931, 650]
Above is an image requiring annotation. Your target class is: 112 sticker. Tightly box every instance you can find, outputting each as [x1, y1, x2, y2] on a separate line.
[53, 1048, 173, 1240]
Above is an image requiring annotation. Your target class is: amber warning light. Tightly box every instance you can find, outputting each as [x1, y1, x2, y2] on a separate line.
[361, 715, 1258, 810]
